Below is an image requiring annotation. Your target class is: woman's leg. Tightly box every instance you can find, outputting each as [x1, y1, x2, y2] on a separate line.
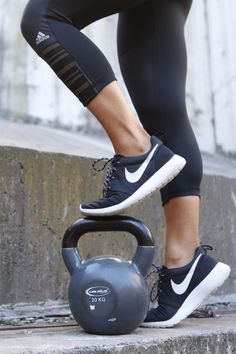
[164, 196, 200, 267]
[21, 0, 185, 215]
[117, 0, 201, 266]
[21, 0, 151, 156]
[87, 82, 150, 156]
[117, 0, 230, 328]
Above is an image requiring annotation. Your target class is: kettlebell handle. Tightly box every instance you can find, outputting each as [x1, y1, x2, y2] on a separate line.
[62, 216, 154, 248]
[62, 216, 155, 276]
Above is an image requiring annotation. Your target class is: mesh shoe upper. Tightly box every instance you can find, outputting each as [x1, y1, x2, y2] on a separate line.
[144, 246, 218, 323]
[81, 136, 174, 210]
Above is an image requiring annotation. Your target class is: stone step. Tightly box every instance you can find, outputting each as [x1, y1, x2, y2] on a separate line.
[0, 120, 236, 305]
[0, 312, 236, 354]
[1, 295, 236, 353]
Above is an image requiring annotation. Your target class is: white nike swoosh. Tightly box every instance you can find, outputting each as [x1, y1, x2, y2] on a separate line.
[171, 254, 202, 295]
[125, 144, 159, 183]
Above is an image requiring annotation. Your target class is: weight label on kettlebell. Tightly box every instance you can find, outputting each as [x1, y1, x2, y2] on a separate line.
[85, 286, 112, 310]
[91, 296, 107, 303]
[85, 286, 111, 297]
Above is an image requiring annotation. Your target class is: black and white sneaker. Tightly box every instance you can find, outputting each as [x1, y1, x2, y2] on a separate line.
[80, 136, 186, 216]
[142, 245, 231, 328]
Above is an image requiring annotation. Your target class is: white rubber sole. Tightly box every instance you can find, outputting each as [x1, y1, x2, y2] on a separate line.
[80, 154, 186, 216]
[141, 262, 231, 328]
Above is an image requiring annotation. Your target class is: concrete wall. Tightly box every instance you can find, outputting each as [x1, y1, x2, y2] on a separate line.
[1, 0, 236, 155]
[0, 145, 236, 305]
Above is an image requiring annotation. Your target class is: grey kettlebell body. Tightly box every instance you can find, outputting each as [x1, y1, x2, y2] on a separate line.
[62, 216, 155, 335]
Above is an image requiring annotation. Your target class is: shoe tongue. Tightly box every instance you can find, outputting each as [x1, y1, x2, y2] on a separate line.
[195, 246, 203, 256]
[114, 154, 123, 158]
[110, 154, 123, 164]
[113, 154, 127, 164]
[159, 265, 169, 275]
[161, 265, 168, 271]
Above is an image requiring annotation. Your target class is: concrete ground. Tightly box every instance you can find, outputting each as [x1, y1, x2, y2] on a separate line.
[0, 313, 236, 354]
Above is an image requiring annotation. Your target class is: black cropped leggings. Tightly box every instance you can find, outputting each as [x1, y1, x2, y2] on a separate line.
[21, 0, 203, 205]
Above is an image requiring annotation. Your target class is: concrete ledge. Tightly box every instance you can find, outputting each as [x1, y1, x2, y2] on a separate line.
[0, 121, 236, 304]
[0, 120, 113, 159]
[0, 314, 236, 354]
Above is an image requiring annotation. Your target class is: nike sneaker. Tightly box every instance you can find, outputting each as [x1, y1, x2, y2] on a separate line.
[80, 135, 186, 216]
[142, 245, 231, 328]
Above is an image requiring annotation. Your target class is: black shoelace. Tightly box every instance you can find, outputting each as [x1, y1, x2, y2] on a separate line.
[145, 244, 214, 303]
[145, 265, 166, 303]
[92, 156, 121, 197]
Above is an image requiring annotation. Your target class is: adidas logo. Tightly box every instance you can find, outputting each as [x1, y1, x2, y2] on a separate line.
[36, 31, 50, 45]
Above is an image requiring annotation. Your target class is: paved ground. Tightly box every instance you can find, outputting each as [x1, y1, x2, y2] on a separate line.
[0, 313, 236, 354]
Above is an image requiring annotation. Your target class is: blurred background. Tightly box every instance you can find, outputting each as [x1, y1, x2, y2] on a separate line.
[1, 0, 236, 155]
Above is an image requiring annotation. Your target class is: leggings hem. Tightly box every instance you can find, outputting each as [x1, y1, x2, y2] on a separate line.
[162, 190, 201, 207]
[84, 77, 117, 106]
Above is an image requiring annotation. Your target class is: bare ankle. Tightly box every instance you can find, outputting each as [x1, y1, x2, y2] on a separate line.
[165, 247, 197, 269]
[131, 130, 151, 155]
[165, 256, 191, 269]
[116, 129, 151, 156]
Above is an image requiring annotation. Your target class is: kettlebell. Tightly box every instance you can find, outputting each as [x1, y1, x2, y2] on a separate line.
[62, 215, 155, 335]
